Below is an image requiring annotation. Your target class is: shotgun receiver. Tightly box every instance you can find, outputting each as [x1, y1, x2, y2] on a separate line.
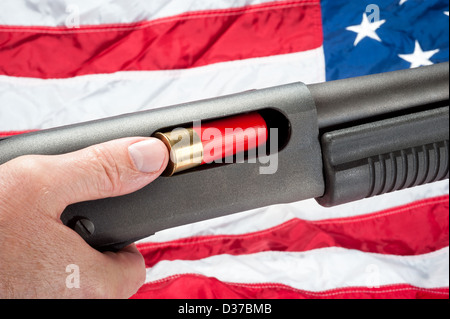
[0, 63, 448, 251]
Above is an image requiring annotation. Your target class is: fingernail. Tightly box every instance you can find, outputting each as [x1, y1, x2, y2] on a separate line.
[128, 138, 168, 173]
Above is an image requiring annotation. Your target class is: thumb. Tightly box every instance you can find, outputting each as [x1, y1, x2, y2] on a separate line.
[5, 137, 169, 215]
[54, 137, 169, 207]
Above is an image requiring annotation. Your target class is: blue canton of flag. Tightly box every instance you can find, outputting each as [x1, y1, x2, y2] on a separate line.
[321, 0, 449, 80]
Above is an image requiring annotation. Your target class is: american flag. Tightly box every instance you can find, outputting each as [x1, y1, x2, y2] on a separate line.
[0, 0, 448, 299]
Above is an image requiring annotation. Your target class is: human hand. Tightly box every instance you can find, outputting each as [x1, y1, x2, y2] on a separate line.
[0, 137, 169, 298]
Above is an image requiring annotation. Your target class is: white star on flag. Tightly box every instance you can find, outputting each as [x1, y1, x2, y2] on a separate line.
[346, 13, 386, 46]
[398, 40, 440, 68]
[399, 0, 408, 5]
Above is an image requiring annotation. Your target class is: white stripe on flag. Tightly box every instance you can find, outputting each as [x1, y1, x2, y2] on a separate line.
[145, 247, 450, 291]
[0, 0, 288, 26]
[0, 49, 325, 131]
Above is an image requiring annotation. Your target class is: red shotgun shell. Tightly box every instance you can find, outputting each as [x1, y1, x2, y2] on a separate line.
[193, 112, 268, 164]
[154, 112, 268, 176]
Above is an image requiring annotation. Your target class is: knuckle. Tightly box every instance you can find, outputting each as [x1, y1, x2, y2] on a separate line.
[82, 281, 112, 299]
[0, 156, 58, 213]
[85, 145, 123, 196]
[81, 275, 126, 299]
[5, 155, 52, 190]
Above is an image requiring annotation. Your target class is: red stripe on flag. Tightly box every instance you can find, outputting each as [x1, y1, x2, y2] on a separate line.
[0, 130, 37, 138]
[137, 196, 449, 267]
[132, 274, 449, 299]
[0, 0, 322, 79]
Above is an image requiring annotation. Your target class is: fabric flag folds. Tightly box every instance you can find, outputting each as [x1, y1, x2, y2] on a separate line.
[0, 0, 449, 299]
